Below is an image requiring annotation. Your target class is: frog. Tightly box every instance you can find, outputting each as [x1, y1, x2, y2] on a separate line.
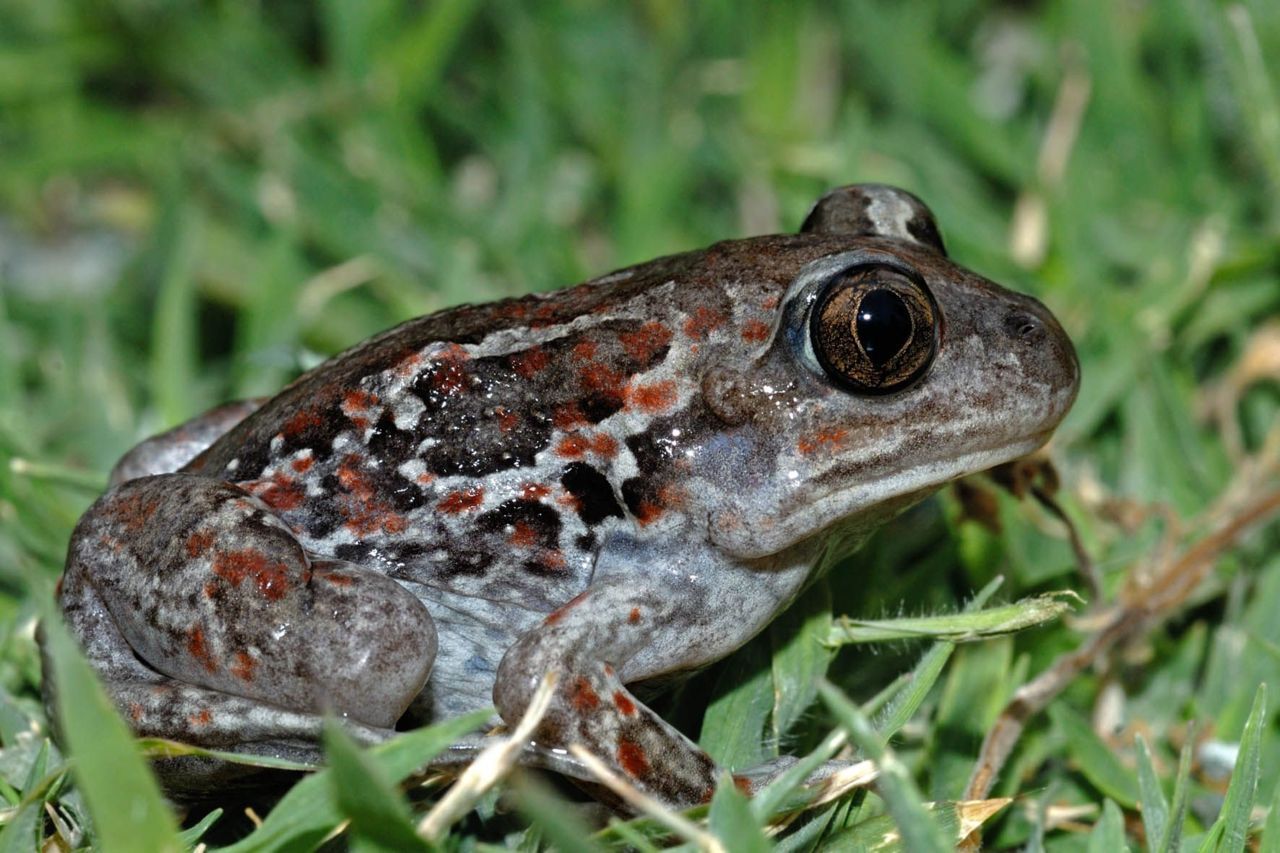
[49, 184, 1079, 806]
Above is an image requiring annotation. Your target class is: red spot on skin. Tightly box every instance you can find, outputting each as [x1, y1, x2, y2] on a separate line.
[186, 530, 214, 558]
[613, 691, 636, 716]
[438, 486, 485, 514]
[291, 455, 314, 473]
[129, 703, 144, 722]
[337, 455, 407, 535]
[189, 709, 213, 727]
[231, 650, 257, 682]
[538, 550, 567, 573]
[495, 407, 519, 432]
[741, 319, 771, 344]
[521, 482, 551, 500]
[553, 403, 587, 430]
[633, 500, 663, 525]
[570, 677, 601, 712]
[683, 305, 725, 339]
[591, 434, 618, 457]
[203, 581, 218, 599]
[429, 360, 468, 394]
[628, 607, 641, 624]
[556, 434, 590, 458]
[733, 775, 753, 796]
[617, 738, 650, 777]
[213, 549, 291, 601]
[394, 351, 423, 377]
[417, 471, 435, 485]
[797, 427, 849, 456]
[620, 321, 673, 363]
[343, 389, 378, 413]
[545, 590, 590, 624]
[246, 475, 304, 512]
[573, 340, 598, 361]
[511, 347, 550, 379]
[282, 408, 323, 438]
[627, 380, 678, 413]
[187, 628, 218, 673]
[762, 295, 780, 311]
[580, 363, 626, 400]
[509, 521, 540, 548]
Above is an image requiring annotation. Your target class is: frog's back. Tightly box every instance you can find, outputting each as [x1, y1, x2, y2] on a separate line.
[187, 236, 837, 611]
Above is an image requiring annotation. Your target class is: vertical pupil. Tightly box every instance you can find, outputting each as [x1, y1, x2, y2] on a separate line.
[855, 288, 912, 368]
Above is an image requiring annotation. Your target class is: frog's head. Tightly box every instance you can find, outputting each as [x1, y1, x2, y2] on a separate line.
[701, 184, 1079, 559]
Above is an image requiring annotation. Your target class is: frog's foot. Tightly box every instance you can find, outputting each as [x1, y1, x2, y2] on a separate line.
[494, 579, 723, 807]
[109, 398, 265, 485]
[53, 473, 436, 780]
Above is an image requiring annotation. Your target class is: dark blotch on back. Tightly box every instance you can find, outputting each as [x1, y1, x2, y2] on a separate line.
[478, 499, 563, 549]
[560, 463, 624, 526]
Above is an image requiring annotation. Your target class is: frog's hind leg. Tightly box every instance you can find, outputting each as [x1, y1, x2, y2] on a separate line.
[109, 399, 265, 485]
[493, 578, 726, 806]
[52, 473, 437, 785]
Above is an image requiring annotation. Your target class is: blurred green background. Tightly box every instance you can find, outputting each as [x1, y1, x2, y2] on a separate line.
[2, 0, 1279, 848]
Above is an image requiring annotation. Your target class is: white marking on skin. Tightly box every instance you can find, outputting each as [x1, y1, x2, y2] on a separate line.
[866, 191, 917, 243]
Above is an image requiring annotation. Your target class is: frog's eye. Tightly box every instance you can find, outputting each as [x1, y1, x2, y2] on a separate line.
[810, 265, 939, 395]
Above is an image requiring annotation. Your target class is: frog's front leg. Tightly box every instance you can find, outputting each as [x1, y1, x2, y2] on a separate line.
[54, 473, 436, 777]
[495, 577, 749, 806]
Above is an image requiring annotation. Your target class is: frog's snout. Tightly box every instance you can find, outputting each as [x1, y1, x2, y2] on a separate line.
[999, 293, 1081, 427]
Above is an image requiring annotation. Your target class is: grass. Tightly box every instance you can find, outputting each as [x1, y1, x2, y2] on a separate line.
[2, 0, 1279, 848]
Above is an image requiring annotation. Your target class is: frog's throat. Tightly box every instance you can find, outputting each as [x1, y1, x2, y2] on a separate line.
[706, 434, 1049, 560]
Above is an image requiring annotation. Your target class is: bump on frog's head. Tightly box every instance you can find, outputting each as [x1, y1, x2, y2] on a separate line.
[801, 184, 947, 256]
[701, 184, 1079, 559]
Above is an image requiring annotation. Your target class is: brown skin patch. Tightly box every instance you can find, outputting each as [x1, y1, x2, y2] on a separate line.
[572, 340, 598, 361]
[291, 455, 315, 473]
[212, 549, 291, 601]
[246, 475, 305, 512]
[570, 676, 601, 712]
[553, 402, 588, 430]
[633, 500, 663, 525]
[315, 567, 354, 586]
[437, 486, 485, 514]
[591, 434, 619, 457]
[189, 709, 213, 727]
[733, 775, 753, 795]
[187, 628, 218, 673]
[613, 691, 636, 716]
[129, 703, 144, 722]
[620, 321, 673, 362]
[186, 530, 215, 558]
[627, 380, 677, 413]
[107, 494, 161, 533]
[617, 738, 650, 777]
[231, 650, 257, 682]
[495, 407, 519, 432]
[509, 521, 540, 548]
[628, 607, 641, 624]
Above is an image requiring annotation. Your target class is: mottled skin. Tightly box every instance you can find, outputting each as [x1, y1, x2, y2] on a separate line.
[50, 185, 1079, 805]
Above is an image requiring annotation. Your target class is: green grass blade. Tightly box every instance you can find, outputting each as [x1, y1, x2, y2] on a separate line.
[508, 774, 604, 853]
[1047, 703, 1137, 808]
[1087, 799, 1128, 852]
[1218, 683, 1267, 853]
[1157, 730, 1194, 853]
[1259, 777, 1280, 853]
[323, 718, 432, 852]
[707, 773, 771, 853]
[39, 609, 182, 852]
[819, 681, 951, 853]
[1135, 735, 1168, 847]
[217, 709, 490, 853]
[826, 591, 1079, 646]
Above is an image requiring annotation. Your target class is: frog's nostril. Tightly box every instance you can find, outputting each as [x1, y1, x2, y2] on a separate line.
[1004, 311, 1043, 341]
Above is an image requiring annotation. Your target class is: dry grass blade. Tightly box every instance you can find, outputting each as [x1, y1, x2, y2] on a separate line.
[416, 671, 558, 841]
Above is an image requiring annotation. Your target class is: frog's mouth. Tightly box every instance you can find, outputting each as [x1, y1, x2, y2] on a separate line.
[708, 433, 1051, 560]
